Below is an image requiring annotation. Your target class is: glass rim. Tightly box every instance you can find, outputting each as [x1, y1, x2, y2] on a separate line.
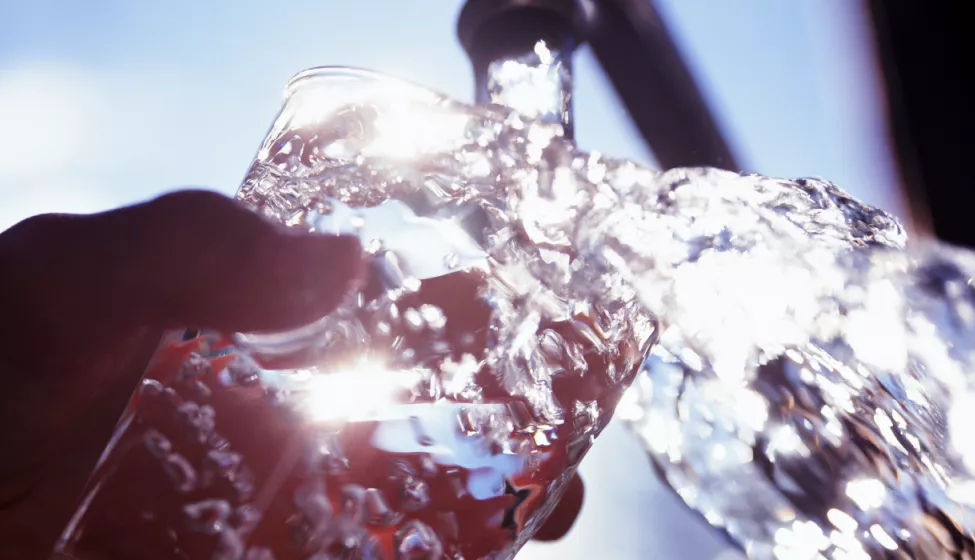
[284, 66, 447, 102]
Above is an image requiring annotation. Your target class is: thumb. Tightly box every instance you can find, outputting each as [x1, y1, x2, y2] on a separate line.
[0, 189, 361, 369]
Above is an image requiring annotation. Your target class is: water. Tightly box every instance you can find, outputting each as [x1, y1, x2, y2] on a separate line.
[59, 67, 975, 559]
[55, 73, 655, 560]
[607, 169, 975, 558]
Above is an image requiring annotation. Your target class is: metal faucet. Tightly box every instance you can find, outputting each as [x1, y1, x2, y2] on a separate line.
[456, 0, 738, 169]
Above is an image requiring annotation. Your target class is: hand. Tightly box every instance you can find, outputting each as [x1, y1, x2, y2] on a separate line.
[0, 190, 582, 558]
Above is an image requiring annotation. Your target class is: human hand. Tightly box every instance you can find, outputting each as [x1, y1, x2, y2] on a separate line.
[0, 190, 582, 558]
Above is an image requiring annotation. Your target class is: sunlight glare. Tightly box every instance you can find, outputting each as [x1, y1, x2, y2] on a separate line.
[301, 359, 423, 423]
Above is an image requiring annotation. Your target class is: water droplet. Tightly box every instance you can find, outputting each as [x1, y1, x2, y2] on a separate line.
[401, 477, 430, 511]
[210, 434, 230, 451]
[139, 379, 164, 397]
[204, 449, 242, 484]
[364, 488, 400, 526]
[395, 520, 443, 559]
[143, 430, 171, 458]
[340, 484, 367, 522]
[179, 352, 210, 379]
[403, 308, 425, 332]
[387, 303, 400, 321]
[443, 252, 460, 270]
[402, 276, 422, 293]
[178, 401, 216, 443]
[212, 528, 245, 560]
[184, 499, 232, 534]
[365, 238, 384, 254]
[162, 453, 197, 493]
[192, 380, 212, 399]
[232, 469, 255, 501]
[228, 360, 260, 386]
[234, 504, 261, 535]
[418, 304, 447, 330]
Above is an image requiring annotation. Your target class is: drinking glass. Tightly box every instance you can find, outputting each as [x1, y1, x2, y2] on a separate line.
[54, 67, 655, 560]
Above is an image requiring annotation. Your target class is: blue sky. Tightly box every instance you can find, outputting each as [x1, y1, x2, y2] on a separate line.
[0, 1, 901, 557]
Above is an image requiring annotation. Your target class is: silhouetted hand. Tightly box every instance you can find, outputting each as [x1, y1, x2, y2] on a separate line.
[0, 190, 582, 559]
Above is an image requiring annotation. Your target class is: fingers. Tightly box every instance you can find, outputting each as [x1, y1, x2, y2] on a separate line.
[534, 473, 585, 541]
[115, 190, 363, 332]
[0, 190, 361, 367]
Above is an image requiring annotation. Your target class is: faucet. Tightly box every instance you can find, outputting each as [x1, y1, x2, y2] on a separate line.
[456, 0, 739, 170]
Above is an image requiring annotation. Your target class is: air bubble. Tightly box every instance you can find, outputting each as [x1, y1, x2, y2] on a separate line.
[234, 504, 261, 534]
[364, 488, 400, 526]
[395, 520, 443, 559]
[228, 360, 261, 386]
[183, 499, 232, 534]
[340, 484, 367, 521]
[162, 453, 197, 493]
[139, 379, 164, 397]
[179, 352, 210, 379]
[401, 477, 430, 511]
[177, 401, 216, 443]
[212, 528, 245, 560]
[192, 380, 212, 398]
[204, 449, 243, 484]
[143, 430, 171, 458]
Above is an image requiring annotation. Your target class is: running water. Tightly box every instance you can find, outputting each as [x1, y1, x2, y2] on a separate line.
[58, 68, 975, 559]
[240, 79, 975, 558]
[609, 169, 975, 559]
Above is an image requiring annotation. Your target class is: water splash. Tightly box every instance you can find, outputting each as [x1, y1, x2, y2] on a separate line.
[60, 66, 975, 559]
[596, 168, 975, 558]
[242, 71, 975, 557]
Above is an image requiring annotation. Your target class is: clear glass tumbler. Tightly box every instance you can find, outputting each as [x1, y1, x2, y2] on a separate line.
[54, 67, 655, 560]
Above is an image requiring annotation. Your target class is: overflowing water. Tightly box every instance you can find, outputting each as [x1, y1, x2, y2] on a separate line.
[58, 68, 975, 559]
